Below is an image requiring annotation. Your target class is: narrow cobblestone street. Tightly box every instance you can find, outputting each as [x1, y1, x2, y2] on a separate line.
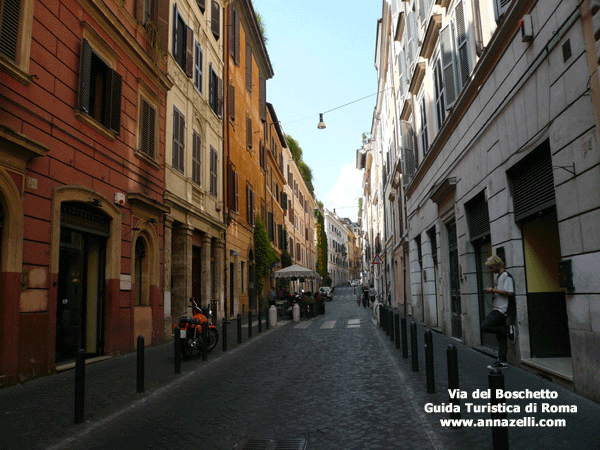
[47, 288, 438, 450]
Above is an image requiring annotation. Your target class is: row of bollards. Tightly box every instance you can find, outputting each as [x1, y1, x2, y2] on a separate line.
[379, 307, 509, 450]
[75, 306, 273, 425]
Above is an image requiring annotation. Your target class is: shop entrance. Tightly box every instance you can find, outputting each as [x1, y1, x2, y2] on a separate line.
[523, 210, 570, 358]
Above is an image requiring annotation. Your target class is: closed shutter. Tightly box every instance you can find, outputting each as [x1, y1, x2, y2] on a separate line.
[172, 4, 178, 57]
[229, 6, 235, 58]
[465, 192, 490, 241]
[141, 99, 156, 158]
[246, 116, 252, 148]
[228, 83, 235, 120]
[245, 41, 252, 93]
[157, 0, 169, 53]
[78, 39, 93, 114]
[107, 68, 122, 134]
[508, 141, 555, 222]
[455, 1, 471, 89]
[281, 192, 287, 210]
[135, 0, 144, 23]
[186, 27, 194, 78]
[0, 0, 20, 61]
[494, 0, 512, 21]
[440, 24, 457, 108]
[211, 0, 220, 39]
[217, 75, 223, 118]
[259, 74, 266, 122]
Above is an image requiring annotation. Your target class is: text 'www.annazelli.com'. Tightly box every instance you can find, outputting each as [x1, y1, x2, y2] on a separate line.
[440, 417, 567, 428]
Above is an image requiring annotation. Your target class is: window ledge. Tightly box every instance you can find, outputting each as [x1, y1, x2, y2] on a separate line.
[0, 58, 31, 86]
[76, 111, 116, 141]
[135, 149, 161, 170]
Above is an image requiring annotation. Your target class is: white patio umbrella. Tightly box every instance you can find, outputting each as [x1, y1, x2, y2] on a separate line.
[273, 264, 321, 281]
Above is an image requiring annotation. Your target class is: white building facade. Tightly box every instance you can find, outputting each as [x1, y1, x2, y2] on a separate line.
[366, 0, 600, 402]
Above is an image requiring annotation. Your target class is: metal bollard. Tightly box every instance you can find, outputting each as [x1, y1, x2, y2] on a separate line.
[258, 308, 262, 333]
[389, 308, 395, 342]
[265, 306, 270, 329]
[237, 313, 242, 344]
[137, 335, 144, 393]
[401, 316, 408, 359]
[394, 313, 400, 349]
[447, 345, 460, 421]
[222, 319, 228, 352]
[74, 348, 85, 424]
[411, 321, 418, 372]
[248, 310, 253, 339]
[489, 368, 509, 450]
[425, 329, 435, 393]
[202, 323, 208, 361]
[174, 326, 181, 374]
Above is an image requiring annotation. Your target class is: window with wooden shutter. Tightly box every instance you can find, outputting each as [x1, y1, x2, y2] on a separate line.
[194, 42, 203, 93]
[172, 107, 185, 173]
[192, 132, 201, 185]
[196, 0, 205, 13]
[454, 1, 470, 89]
[228, 83, 235, 120]
[140, 99, 156, 158]
[246, 116, 253, 149]
[434, 56, 446, 130]
[493, 0, 512, 21]
[135, 0, 156, 25]
[208, 64, 220, 116]
[0, 0, 20, 61]
[246, 40, 252, 94]
[210, 146, 218, 196]
[419, 92, 428, 155]
[259, 74, 266, 122]
[440, 23, 457, 109]
[211, 0, 220, 40]
[401, 119, 416, 184]
[465, 192, 490, 242]
[78, 39, 122, 134]
[233, 170, 239, 212]
[185, 26, 194, 78]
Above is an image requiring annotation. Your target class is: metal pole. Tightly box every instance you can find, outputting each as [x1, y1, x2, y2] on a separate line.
[489, 369, 509, 450]
[136, 335, 144, 393]
[248, 310, 253, 339]
[74, 349, 85, 424]
[222, 318, 228, 352]
[425, 329, 435, 393]
[447, 345, 460, 421]
[401, 316, 408, 358]
[411, 321, 418, 372]
[202, 322, 208, 361]
[174, 326, 181, 374]
[394, 313, 400, 349]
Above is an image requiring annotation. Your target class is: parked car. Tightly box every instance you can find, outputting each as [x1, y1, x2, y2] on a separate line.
[319, 287, 332, 300]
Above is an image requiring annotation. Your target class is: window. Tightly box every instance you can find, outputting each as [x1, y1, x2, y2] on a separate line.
[493, 0, 512, 21]
[194, 42, 203, 94]
[246, 116, 253, 149]
[246, 183, 255, 226]
[228, 165, 239, 212]
[245, 40, 252, 94]
[208, 64, 222, 117]
[172, 107, 185, 173]
[78, 39, 122, 134]
[434, 56, 446, 129]
[240, 261, 245, 293]
[419, 92, 428, 155]
[172, 4, 193, 77]
[229, 4, 240, 64]
[139, 98, 156, 158]
[210, 0, 220, 40]
[135, 0, 156, 25]
[210, 146, 218, 196]
[192, 132, 201, 184]
[0, 0, 33, 83]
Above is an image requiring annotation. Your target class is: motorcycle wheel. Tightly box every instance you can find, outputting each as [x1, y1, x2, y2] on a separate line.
[206, 328, 219, 352]
[180, 339, 194, 360]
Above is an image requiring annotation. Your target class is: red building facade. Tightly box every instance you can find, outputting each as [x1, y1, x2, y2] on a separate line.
[0, 0, 171, 385]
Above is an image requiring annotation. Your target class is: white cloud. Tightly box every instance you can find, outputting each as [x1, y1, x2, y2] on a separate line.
[323, 164, 362, 222]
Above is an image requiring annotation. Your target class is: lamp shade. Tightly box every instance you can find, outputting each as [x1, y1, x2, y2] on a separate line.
[317, 113, 326, 129]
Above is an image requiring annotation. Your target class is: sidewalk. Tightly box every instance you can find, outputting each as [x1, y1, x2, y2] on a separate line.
[375, 308, 600, 450]
[0, 313, 291, 450]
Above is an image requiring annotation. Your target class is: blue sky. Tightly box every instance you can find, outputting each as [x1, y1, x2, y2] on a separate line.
[252, 0, 382, 222]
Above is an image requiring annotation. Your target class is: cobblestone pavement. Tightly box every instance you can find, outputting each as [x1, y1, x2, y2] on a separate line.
[2, 287, 600, 450]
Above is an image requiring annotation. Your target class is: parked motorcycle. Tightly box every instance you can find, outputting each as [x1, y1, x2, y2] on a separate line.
[174, 298, 219, 360]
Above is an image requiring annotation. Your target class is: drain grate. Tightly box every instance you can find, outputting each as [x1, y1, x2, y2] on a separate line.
[234, 438, 307, 450]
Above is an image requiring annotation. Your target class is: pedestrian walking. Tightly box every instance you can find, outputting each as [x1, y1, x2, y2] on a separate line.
[480, 255, 516, 369]
[368, 285, 376, 307]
